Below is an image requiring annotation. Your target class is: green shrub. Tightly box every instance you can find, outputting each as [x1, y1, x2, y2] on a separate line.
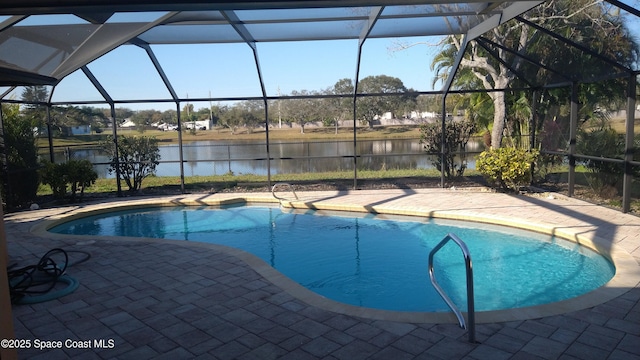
[419, 119, 476, 179]
[476, 147, 539, 191]
[0, 103, 40, 209]
[576, 126, 630, 194]
[40, 162, 68, 199]
[67, 159, 98, 201]
[101, 135, 160, 192]
[40, 160, 97, 201]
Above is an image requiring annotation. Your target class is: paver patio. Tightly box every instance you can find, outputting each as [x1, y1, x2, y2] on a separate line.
[5, 188, 640, 359]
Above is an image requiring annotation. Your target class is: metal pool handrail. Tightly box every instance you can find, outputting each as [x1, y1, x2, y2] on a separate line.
[271, 182, 298, 201]
[428, 233, 476, 343]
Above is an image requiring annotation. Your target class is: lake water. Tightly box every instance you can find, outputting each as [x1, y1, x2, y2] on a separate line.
[59, 138, 484, 178]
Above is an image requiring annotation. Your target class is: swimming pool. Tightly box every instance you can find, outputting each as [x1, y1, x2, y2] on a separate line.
[49, 204, 615, 313]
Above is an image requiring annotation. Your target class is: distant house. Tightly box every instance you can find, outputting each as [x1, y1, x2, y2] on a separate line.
[374, 112, 394, 120]
[120, 118, 136, 128]
[409, 111, 439, 119]
[185, 119, 213, 130]
[70, 125, 91, 135]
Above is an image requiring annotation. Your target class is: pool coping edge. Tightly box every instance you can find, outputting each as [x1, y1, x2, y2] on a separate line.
[25, 193, 640, 324]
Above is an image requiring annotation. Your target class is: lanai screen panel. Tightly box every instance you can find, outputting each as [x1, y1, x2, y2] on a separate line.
[0, 15, 97, 78]
[0, 1, 523, 91]
[138, 4, 497, 44]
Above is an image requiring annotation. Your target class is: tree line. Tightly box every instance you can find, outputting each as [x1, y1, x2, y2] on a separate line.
[19, 75, 444, 137]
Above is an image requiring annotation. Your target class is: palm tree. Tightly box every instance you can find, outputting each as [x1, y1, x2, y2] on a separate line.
[431, 0, 639, 148]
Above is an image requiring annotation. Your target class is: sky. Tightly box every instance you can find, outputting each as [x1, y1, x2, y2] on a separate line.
[3, 1, 639, 112]
[41, 36, 443, 112]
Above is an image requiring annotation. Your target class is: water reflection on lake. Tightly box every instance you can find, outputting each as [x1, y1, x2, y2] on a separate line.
[59, 138, 484, 178]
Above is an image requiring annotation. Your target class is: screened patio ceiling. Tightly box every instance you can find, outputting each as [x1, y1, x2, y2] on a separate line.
[1, 1, 638, 103]
[0, 1, 551, 99]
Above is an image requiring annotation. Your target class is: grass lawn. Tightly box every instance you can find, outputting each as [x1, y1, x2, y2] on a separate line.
[607, 116, 640, 134]
[37, 168, 449, 196]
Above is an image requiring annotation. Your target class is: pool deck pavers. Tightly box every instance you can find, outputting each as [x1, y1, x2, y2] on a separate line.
[4, 188, 640, 359]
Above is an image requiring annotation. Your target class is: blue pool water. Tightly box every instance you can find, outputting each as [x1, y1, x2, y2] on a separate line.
[50, 205, 615, 312]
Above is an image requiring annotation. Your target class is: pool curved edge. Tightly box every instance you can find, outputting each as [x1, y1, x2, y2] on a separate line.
[29, 193, 640, 324]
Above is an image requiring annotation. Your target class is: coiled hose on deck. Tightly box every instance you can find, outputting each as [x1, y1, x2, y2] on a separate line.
[7, 248, 91, 304]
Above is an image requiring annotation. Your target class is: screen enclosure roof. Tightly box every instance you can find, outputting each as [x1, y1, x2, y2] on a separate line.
[0, 1, 545, 92]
